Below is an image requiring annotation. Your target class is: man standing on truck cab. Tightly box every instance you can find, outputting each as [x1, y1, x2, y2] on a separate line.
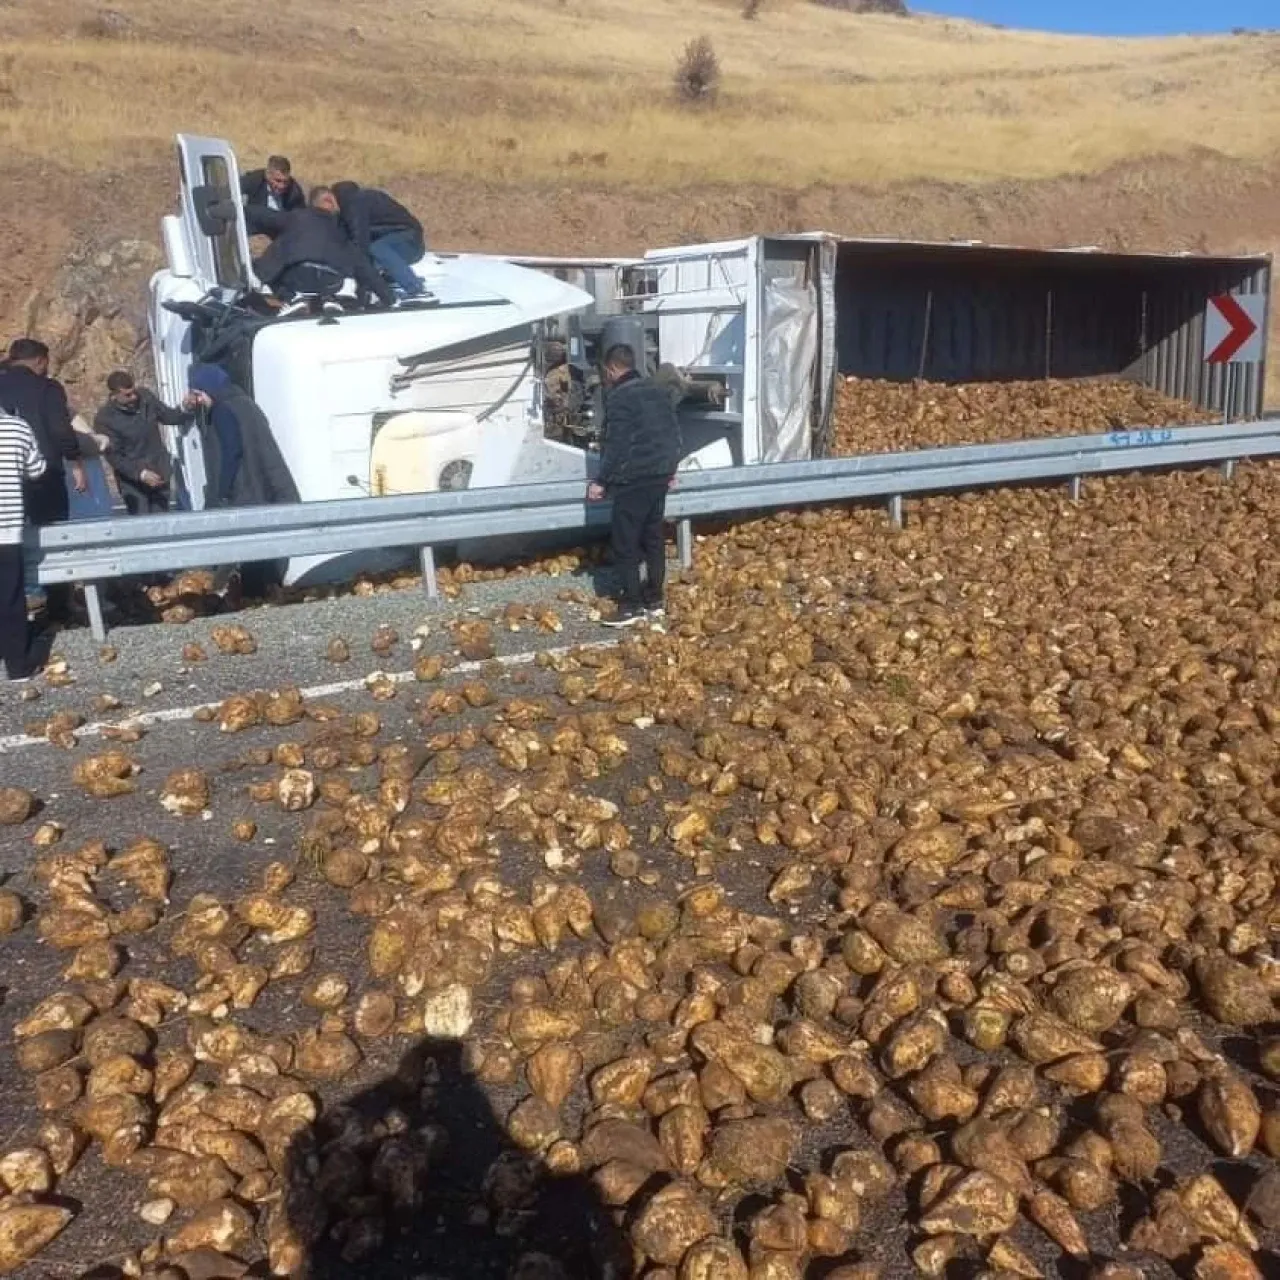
[587, 344, 683, 629]
[0, 338, 87, 626]
[240, 155, 305, 239]
[318, 181, 429, 300]
[94, 371, 189, 515]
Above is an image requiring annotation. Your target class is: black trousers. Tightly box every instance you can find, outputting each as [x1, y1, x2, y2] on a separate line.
[0, 543, 29, 675]
[610, 478, 668, 608]
[275, 262, 345, 300]
[119, 478, 170, 516]
[26, 470, 72, 622]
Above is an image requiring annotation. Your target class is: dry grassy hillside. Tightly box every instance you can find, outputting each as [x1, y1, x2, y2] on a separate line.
[1, 0, 1278, 395]
[4, 0, 1279, 188]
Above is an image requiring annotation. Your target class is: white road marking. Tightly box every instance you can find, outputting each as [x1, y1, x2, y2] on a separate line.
[0, 640, 620, 753]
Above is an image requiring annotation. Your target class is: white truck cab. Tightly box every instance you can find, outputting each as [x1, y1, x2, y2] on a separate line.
[149, 135, 837, 584]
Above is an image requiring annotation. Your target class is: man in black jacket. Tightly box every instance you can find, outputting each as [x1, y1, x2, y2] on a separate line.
[253, 202, 395, 309]
[318, 182, 428, 298]
[588, 345, 684, 627]
[0, 338, 87, 623]
[240, 155, 306, 239]
[94, 371, 190, 514]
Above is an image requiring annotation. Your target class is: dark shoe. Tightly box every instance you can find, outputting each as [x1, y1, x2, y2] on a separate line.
[602, 604, 648, 629]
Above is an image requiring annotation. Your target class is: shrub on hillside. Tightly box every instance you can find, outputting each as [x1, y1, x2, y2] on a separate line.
[674, 36, 720, 107]
[77, 9, 134, 39]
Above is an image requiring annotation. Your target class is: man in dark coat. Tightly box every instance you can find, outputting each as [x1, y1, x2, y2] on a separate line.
[94, 371, 190, 515]
[0, 338, 87, 623]
[240, 155, 306, 239]
[186, 363, 300, 598]
[254, 203, 395, 308]
[186, 364, 298, 509]
[318, 182, 428, 298]
[587, 344, 684, 628]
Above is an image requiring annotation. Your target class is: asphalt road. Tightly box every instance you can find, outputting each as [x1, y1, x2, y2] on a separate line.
[1, 566, 627, 747]
[0, 645, 653, 1275]
[0, 575, 1276, 1279]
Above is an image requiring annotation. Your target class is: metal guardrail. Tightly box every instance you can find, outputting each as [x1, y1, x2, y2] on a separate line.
[30, 419, 1280, 641]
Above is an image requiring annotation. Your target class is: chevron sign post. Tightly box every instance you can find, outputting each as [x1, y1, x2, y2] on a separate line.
[1204, 293, 1265, 364]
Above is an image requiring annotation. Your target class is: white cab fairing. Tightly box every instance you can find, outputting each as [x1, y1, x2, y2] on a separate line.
[249, 266, 594, 583]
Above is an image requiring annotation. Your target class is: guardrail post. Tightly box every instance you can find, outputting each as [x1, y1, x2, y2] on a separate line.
[677, 519, 694, 571]
[887, 495, 904, 529]
[1220, 460, 1237, 481]
[1069, 476, 1083, 502]
[420, 547, 438, 600]
[84, 584, 107, 643]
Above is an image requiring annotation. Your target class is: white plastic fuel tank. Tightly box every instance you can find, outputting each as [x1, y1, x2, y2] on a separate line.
[368, 410, 482, 496]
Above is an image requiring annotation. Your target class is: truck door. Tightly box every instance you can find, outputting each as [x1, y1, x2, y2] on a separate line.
[174, 134, 257, 294]
[758, 235, 838, 462]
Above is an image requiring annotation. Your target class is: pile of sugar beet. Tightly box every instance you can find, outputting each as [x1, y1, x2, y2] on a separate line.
[0, 375, 1277, 1280]
[830, 377, 1218, 455]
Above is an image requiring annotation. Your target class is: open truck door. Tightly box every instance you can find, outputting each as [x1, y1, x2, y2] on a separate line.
[174, 134, 257, 295]
[149, 136, 260, 511]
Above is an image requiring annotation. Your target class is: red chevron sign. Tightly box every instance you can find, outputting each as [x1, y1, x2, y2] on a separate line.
[1204, 293, 1264, 364]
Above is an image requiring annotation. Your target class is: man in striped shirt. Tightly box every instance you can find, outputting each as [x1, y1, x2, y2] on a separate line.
[1, 411, 47, 681]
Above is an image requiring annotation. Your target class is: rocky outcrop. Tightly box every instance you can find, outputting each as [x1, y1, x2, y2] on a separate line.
[812, 0, 909, 13]
[21, 238, 162, 403]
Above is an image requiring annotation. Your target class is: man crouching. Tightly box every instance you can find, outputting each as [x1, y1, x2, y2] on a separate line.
[587, 344, 683, 628]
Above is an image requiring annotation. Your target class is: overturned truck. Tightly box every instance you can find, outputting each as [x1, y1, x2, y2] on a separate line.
[149, 134, 1270, 585]
[151, 136, 836, 584]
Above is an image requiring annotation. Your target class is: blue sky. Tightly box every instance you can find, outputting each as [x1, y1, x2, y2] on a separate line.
[921, 2, 1277, 36]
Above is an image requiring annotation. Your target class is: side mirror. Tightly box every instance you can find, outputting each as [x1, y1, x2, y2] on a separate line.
[192, 184, 239, 237]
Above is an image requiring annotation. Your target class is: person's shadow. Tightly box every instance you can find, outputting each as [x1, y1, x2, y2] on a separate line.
[282, 1038, 635, 1280]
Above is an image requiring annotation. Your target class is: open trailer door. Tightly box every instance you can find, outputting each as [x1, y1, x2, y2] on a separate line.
[640, 235, 836, 465]
[174, 134, 257, 295]
[636, 238, 758, 466]
[758, 235, 837, 461]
